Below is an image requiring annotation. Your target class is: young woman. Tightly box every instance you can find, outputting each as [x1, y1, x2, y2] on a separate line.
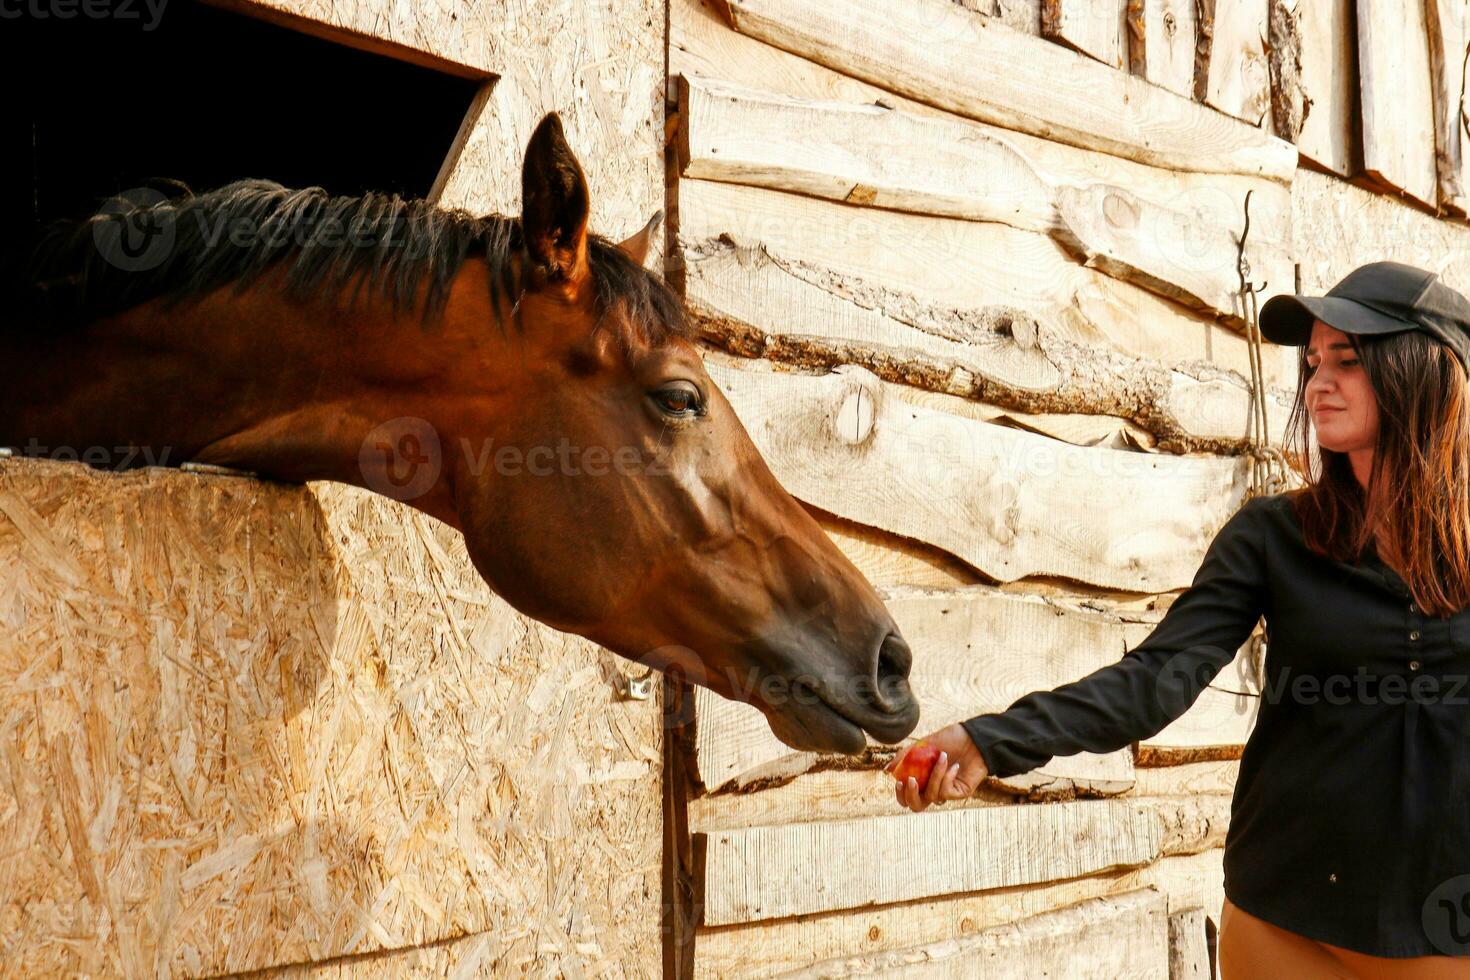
[887, 262, 1470, 976]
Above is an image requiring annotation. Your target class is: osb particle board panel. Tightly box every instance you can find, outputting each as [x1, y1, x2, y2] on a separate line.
[0, 459, 662, 978]
[205, 0, 497, 75]
[429, 0, 666, 268]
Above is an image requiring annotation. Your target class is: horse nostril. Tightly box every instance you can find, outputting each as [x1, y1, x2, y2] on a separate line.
[873, 632, 914, 711]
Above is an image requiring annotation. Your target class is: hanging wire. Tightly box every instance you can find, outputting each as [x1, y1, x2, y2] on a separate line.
[1236, 189, 1294, 502]
[1235, 190, 1299, 688]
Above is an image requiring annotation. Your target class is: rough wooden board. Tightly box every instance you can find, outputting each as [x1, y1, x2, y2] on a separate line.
[680, 181, 1297, 453]
[1200, 0, 1271, 125]
[691, 848, 1225, 977]
[684, 239, 1062, 394]
[0, 460, 663, 977]
[776, 887, 1168, 978]
[691, 584, 1259, 792]
[707, 355, 1252, 590]
[1292, 0, 1356, 176]
[1143, 674, 1259, 750]
[715, 0, 1297, 181]
[677, 72, 1066, 234]
[1169, 906, 1216, 980]
[1426, 0, 1470, 214]
[1267, 0, 1307, 141]
[685, 238, 1292, 456]
[1043, 0, 1130, 68]
[1358, 0, 1439, 207]
[1137, 0, 1199, 97]
[1054, 182, 1293, 323]
[818, 514, 986, 591]
[986, 0, 1045, 34]
[1148, 794, 1232, 856]
[672, 0, 1295, 248]
[1131, 760, 1241, 797]
[1292, 168, 1470, 294]
[885, 384, 1159, 452]
[677, 74, 1286, 327]
[700, 799, 1164, 925]
[674, 164, 1293, 373]
[689, 770, 1013, 834]
[1142, 847, 1227, 922]
[688, 743, 1232, 839]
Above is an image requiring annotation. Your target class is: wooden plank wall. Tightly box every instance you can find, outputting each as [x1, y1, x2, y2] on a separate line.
[668, 0, 1470, 976]
[1, 0, 669, 977]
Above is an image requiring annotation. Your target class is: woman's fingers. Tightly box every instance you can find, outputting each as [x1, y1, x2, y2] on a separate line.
[905, 777, 925, 812]
[939, 763, 961, 799]
[922, 750, 949, 802]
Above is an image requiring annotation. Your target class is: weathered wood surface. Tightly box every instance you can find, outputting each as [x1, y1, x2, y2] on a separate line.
[688, 760, 1240, 832]
[677, 74, 1290, 324]
[1294, 168, 1470, 294]
[1267, 0, 1307, 141]
[691, 580, 1260, 792]
[709, 355, 1251, 590]
[700, 799, 1163, 924]
[1169, 906, 1216, 980]
[987, 0, 1045, 34]
[1290, 0, 1356, 175]
[1427, 0, 1470, 214]
[1053, 182, 1292, 323]
[673, 0, 1295, 247]
[1132, 759, 1240, 797]
[777, 888, 1169, 979]
[681, 181, 1297, 453]
[0, 460, 663, 977]
[1199, 0, 1271, 125]
[1358, 0, 1439, 207]
[692, 848, 1225, 977]
[714, 0, 1298, 180]
[1136, 0, 1199, 97]
[1043, 0, 1129, 68]
[677, 73, 1068, 234]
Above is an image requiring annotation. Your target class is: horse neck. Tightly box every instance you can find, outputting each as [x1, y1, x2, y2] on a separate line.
[0, 265, 513, 529]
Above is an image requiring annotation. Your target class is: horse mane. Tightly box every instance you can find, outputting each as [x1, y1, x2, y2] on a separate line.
[3, 179, 688, 346]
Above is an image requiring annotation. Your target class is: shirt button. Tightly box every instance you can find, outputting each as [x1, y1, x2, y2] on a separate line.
[1410, 630, 1421, 641]
[1410, 660, 1422, 671]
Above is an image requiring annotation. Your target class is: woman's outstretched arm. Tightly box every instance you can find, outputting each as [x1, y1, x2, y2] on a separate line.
[891, 494, 1271, 811]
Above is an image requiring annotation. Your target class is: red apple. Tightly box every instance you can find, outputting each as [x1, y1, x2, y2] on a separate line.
[890, 741, 942, 785]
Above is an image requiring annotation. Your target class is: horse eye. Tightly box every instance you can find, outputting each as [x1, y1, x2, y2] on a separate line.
[652, 383, 703, 417]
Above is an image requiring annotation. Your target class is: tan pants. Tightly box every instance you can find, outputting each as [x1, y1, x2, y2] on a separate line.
[1219, 897, 1470, 979]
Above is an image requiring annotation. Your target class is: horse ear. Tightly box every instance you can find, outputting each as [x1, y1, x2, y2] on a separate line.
[616, 210, 663, 268]
[521, 112, 590, 286]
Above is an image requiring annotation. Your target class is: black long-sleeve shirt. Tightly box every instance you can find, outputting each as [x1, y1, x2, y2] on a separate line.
[961, 491, 1470, 959]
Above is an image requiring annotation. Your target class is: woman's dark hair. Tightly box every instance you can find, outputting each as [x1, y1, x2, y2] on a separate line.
[1281, 327, 1470, 617]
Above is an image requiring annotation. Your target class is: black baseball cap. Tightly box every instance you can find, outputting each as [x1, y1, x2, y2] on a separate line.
[1259, 261, 1470, 375]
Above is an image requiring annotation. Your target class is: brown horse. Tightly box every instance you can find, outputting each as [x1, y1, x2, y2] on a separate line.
[0, 113, 919, 754]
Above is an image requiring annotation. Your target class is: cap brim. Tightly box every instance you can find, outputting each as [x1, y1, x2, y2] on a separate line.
[1259, 294, 1417, 345]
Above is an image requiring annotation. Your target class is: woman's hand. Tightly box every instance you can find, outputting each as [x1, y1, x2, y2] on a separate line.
[885, 723, 990, 813]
